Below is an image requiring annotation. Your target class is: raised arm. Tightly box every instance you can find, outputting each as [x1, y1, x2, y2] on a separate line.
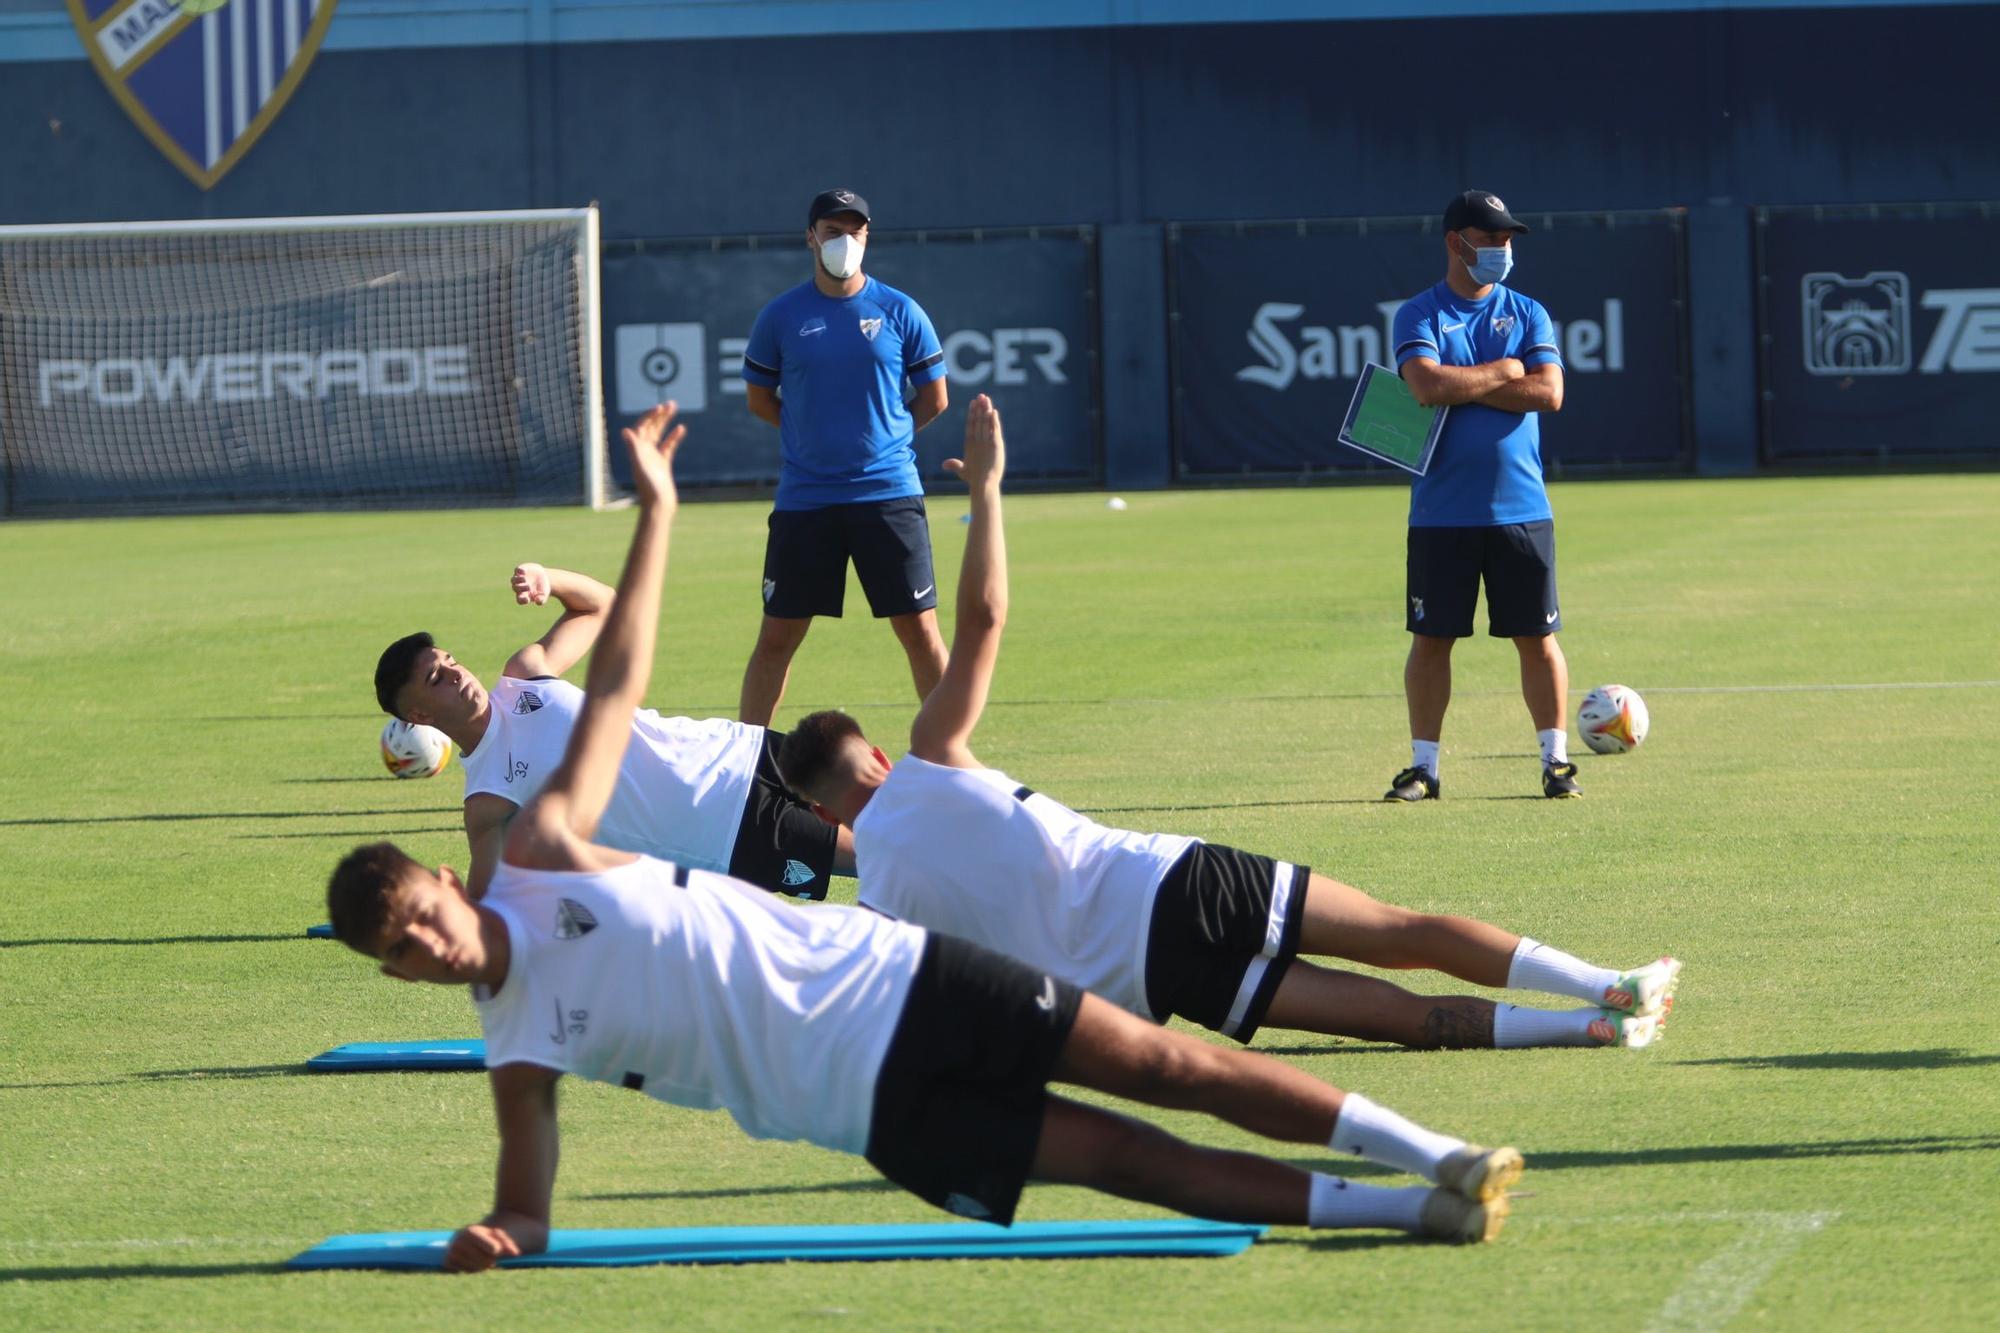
[909, 395, 1006, 768]
[502, 402, 685, 869]
[444, 1062, 560, 1273]
[501, 565, 616, 681]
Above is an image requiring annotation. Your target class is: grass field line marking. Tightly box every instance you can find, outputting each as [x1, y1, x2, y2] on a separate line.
[783, 680, 2000, 711]
[1640, 681, 2000, 695]
[0, 1235, 273, 1253]
[1642, 1210, 1839, 1333]
[1533, 1209, 1836, 1228]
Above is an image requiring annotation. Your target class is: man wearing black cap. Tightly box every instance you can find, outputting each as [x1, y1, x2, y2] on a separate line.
[1384, 191, 1578, 802]
[737, 189, 951, 726]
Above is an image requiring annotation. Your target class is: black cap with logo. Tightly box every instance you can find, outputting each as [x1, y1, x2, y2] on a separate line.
[808, 188, 871, 227]
[1443, 190, 1529, 234]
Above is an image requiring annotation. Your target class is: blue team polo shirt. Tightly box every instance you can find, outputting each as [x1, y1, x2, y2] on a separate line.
[741, 277, 947, 511]
[1391, 281, 1563, 527]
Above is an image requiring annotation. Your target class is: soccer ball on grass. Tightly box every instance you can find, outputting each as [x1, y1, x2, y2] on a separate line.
[380, 719, 453, 779]
[1577, 684, 1649, 755]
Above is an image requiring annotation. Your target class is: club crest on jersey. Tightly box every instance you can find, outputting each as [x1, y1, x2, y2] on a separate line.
[69, 0, 343, 191]
[554, 898, 598, 940]
[1491, 314, 1517, 335]
[858, 318, 883, 342]
[781, 859, 817, 888]
[513, 690, 544, 715]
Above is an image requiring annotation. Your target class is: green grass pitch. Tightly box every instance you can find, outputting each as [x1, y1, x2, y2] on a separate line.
[2, 474, 1996, 1328]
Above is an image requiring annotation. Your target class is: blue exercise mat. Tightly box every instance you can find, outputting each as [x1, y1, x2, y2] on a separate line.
[289, 1219, 1264, 1270]
[306, 1040, 486, 1072]
[306, 923, 333, 938]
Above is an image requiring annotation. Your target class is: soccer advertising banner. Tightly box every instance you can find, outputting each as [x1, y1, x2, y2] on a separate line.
[1168, 213, 1688, 478]
[0, 217, 590, 514]
[601, 231, 1100, 490]
[1759, 207, 2000, 460]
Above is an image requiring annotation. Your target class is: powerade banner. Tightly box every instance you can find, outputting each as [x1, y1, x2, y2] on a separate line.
[1759, 206, 2000, 460]
[601, 231, 1098, 490]
[0, 221, 587, 514]
[1169, 213, 1687, 478]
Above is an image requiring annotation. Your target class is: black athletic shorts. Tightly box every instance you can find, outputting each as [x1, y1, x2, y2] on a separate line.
[761, 497, 938, 620]
[864, 933, 1083, 1227]
[724, 729, 840, 900]
[1142, 842, 1311, 1045]
[1405, 520, 1561, 639]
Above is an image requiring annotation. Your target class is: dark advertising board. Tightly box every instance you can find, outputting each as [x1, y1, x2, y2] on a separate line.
[1759, 204, 2000, 460]
[601, 229, 1099, 490]
[0, 221, 587, 513]
[1169, 212, 1688, 478]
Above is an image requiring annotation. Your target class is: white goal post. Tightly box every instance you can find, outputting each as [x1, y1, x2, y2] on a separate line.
[0, 208, 608, 516]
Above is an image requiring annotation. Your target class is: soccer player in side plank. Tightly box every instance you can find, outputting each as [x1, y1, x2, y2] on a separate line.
[326, 401, 1528, 1271]
[779, 397, 1681, 1054]
[372, 560, 851, 903]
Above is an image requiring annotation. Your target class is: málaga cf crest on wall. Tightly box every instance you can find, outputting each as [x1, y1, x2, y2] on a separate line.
[69, 0, 340, 190]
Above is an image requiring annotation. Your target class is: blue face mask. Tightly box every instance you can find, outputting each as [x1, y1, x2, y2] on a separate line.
[1459, 235, 1513, 286]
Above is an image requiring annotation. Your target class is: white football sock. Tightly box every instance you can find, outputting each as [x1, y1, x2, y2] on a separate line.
[1307, 1173, 1430, 1231]
[1538, 728, 1568, 766]
[1507, 937, 1622, 1006]
[1330, 1093, 1463, 1182]
[1493, 1003, 1606, 1048]
[1411, 739, 1441, 779]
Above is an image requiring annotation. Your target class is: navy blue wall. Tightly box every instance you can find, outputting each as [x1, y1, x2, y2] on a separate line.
[7, 5, 1996, 489]
[5, 7, 1999, 233]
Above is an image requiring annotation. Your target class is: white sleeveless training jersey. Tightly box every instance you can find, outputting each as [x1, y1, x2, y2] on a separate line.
[475, 855, 925, 1153]
[852, 754, 1195, 1020]
[460, 676, 764, 874]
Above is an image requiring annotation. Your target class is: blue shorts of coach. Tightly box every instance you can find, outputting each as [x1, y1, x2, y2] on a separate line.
[761, 497, 939, 620]
[1405, 520, 1562, 639]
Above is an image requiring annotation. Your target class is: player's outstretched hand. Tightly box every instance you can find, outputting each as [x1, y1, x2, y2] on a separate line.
[942, 394, 1005, 491]
[623, 401, 687, 513]
[511, 562, 551, 606]
[443, 1221, 522, 1273]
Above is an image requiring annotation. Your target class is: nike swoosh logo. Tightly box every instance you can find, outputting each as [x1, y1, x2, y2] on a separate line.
[912, 585, 934, 599]
[550, 998, 567, 1045]
[1546, 611, 1559, 623]
[1441, 322, 1465, 333]
[1035, 977, 1057, 1012]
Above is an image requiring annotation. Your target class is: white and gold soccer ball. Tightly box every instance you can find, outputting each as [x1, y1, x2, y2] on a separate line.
[380, 720, 453, 779]
[1578, 684, 1649, 755]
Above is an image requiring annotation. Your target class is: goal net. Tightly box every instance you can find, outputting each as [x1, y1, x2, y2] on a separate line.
[0, 209, 606, 516]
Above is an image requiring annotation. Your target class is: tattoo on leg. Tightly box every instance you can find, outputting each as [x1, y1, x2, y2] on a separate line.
[1419, 1001, 1495, 1050]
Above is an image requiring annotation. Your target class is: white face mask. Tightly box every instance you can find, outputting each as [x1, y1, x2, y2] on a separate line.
[1457, 233, 1513, 286]
[817, 233, 864, 281]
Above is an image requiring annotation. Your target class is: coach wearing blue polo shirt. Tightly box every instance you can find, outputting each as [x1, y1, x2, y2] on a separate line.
[738, 189, 950, 726]
[1385, 190, 1579, 802]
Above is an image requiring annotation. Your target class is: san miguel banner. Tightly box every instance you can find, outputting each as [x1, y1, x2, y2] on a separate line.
[601, 230, 1100, 490]
[1758, 204, 2000, 460]
[1169, 212, 1689, 478]
[70, 0, 340, 189]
